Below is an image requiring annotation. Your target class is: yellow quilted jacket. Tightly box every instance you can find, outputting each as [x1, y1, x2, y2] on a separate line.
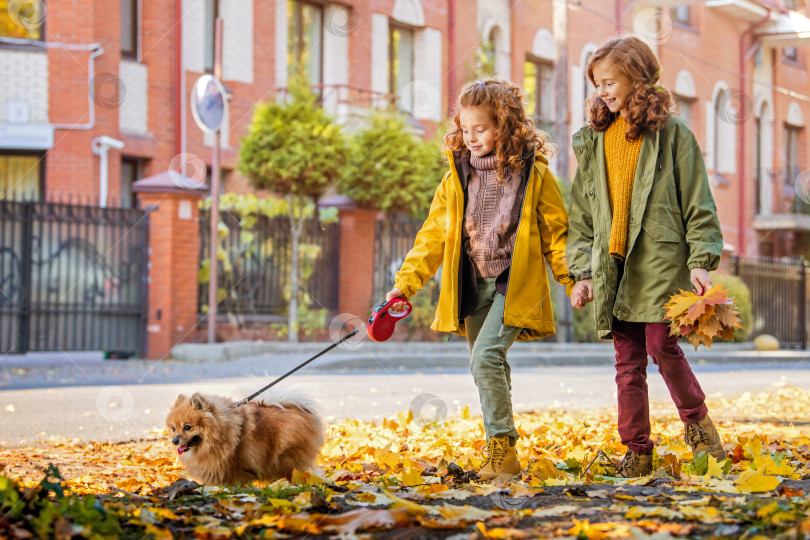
[394, 149, 573, 341]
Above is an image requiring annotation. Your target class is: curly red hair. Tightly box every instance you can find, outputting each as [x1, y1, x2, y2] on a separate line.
[585, 36, 674, 140]
[444, 78, 554, 181]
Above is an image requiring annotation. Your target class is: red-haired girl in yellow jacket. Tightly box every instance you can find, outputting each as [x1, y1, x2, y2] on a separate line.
[386, 78, 573, 481]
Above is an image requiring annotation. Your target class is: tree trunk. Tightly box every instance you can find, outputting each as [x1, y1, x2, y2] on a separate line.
[288, 196, 302, 343]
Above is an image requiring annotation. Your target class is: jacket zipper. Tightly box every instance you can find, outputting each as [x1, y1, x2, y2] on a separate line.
[499, 153, 534, 337]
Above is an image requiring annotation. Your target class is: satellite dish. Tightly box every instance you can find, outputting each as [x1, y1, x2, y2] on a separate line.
[190, 74, 228, 133]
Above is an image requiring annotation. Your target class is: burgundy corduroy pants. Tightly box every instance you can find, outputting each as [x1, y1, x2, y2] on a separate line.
[612, 318, 709, 454]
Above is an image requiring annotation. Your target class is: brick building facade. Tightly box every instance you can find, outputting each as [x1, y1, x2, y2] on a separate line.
[1, 0, 809, 355]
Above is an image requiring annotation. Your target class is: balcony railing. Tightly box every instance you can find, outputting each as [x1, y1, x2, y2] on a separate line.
[274, 84, 398, 118]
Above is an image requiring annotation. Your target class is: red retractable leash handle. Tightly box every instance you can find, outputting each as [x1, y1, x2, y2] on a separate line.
[367, 297, 412, 342]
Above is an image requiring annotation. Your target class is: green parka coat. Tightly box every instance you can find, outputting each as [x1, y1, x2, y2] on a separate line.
[566, 115, 724, 339]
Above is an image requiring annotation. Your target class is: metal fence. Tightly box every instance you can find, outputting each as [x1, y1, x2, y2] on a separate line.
[732, 256, 809, 349]
[199, 211, 340, 316]
[0, 200, 149, 354]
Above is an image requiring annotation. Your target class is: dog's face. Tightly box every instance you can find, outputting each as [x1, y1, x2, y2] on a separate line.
[166, 393, 210, 455]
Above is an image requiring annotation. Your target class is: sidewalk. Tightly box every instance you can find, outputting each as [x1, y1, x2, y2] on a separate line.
[2, 341, 806, 374]
[169, 340, 808, 371]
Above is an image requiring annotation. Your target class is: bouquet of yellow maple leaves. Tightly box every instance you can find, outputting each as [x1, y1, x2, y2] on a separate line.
[663, 284, 743, 350]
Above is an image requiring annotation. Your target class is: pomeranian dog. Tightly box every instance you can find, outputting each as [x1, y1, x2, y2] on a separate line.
[165, 390, 323, 485]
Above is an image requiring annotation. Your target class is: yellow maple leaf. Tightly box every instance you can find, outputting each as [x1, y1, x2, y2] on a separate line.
[753, 454, 794, 476]
[567, 519, 612, 540]
[436, 503, 500, 523]
[625, 505, 683, 519]
[737, 469, 780, 493]
[374, 448, 402, 469]
[664, 290, 696, 319]
[678, 505, 719, 520]
[744, 438, 764, 460]
[399, 466, 423, 487]
[705, 455, 725, 478]
[382, 488, 429, 515]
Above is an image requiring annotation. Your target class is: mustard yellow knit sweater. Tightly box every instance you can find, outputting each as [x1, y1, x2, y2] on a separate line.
[605, 115, 643, 260]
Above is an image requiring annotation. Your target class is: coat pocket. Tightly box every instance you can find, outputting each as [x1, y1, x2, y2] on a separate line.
[641, 217, 682, 243]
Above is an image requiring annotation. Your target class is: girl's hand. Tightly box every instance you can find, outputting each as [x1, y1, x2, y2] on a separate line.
[570, 279, 594, 309]
[690, 268, 711, 296]
[385, 287, 408, 313]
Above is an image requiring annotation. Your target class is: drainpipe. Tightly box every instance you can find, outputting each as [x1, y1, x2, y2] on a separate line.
[615, 0, 622, 35]
[738, 10, 772, 256]
[448, 0, 456, 107]
[91, 136, 125, 208]
[174, 0, 184, 160]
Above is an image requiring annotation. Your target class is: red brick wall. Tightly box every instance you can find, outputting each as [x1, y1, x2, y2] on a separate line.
[138, 192, 203, 358]
[337, 208, 378, 318]
[30, 0, 810, 347]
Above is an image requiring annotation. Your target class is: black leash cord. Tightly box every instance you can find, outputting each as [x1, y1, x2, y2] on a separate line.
[232, 328, 360, 408]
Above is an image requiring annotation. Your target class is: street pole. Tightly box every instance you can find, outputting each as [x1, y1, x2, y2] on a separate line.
[207, 17, 223, 344]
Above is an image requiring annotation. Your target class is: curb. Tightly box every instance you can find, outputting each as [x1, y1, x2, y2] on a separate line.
[169, 340, 765, 363]
[311, 349, 810, 372]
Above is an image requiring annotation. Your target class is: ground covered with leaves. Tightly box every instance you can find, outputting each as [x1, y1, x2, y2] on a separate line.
[2, 386, 810, 539]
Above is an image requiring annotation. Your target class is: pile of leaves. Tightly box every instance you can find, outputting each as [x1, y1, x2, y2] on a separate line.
[664, 285, 743, 349]
[2, 386, 810, 538]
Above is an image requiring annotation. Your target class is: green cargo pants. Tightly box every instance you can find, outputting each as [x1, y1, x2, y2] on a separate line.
[465, 277, 521, 443]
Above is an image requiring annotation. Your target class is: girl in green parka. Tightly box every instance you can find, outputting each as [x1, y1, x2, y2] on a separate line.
[566, 36, 727, 477]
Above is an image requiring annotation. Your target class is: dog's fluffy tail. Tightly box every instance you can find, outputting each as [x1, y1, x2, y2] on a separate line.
[252, 384, 320, 414]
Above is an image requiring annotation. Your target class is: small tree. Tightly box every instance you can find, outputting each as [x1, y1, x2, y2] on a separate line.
[342, 112, 445, 298]
[238, 80, 350, 341]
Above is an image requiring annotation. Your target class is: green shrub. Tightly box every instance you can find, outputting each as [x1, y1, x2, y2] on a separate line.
[710, 272, 752, 341]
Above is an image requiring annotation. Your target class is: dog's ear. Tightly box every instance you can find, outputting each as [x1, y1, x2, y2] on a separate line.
[174, 394, 188, 407]
[190, 393, 209, 411]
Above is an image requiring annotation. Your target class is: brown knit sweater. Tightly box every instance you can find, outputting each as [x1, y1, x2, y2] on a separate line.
[605, 115, 643, 260]
[463, 154, 523, 278]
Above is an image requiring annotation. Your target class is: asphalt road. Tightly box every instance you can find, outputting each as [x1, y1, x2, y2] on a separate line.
[2, 357, 810, 448]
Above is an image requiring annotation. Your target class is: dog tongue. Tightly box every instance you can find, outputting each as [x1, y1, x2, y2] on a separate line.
[177, 444, 188, 455]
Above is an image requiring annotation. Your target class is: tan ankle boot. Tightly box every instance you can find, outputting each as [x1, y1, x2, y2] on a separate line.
[684, 415, 725, 461]
[478, 436, 521, 481]
[617, 449, 653, 478]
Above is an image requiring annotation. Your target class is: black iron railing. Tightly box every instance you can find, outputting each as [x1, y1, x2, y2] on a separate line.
[732, 255, 810, 349]
[199, 212, 340, 316]
[0, 200, 149, 354]
[373, 216, 425, 301]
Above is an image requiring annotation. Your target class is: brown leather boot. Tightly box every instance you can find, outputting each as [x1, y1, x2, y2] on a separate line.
[617, 449, 653, 478]
[684, 415, 726, 461]
[477, 436, 521, 481]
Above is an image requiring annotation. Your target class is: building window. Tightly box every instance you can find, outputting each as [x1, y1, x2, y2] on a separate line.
[121, 0, 138, 59]
[670, 6, 690, 26]
[120, 157, 141, 209]
[754, 115, 764, 215]
[389, 23, 415, 113]
[0, 153, 43, 201]
[674, 95, 693, 126]
[0, 0, 45, 40]
[524, 56, 553, 134]
[784, 125, 807, 213]
[785, 124, 801, 184]
[204, 0, 219, 72]
[288, 0, 323, 86]
[784, 47, 799, 62]
[711, 88, 736, 178]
